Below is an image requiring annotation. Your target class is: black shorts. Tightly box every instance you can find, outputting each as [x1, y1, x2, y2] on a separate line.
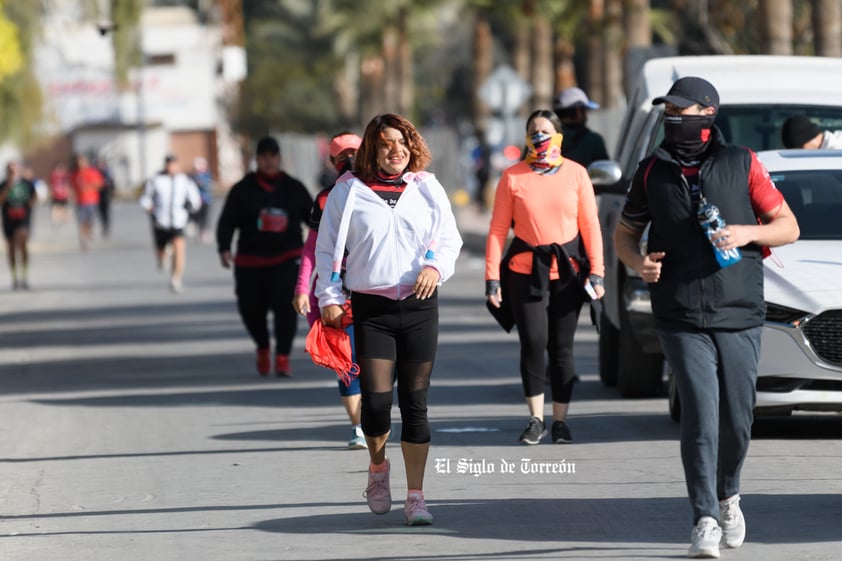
[351, 290, 439, 362]
[3, 218, 30, 241]
[153, 226, 185, 249]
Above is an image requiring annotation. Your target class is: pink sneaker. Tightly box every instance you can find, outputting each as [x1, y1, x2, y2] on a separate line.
[363, 459, 391, 514]
[404, 493, 433, 526]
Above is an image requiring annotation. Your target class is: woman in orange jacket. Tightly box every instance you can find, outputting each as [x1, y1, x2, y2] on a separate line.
[485, 109, 605, 445]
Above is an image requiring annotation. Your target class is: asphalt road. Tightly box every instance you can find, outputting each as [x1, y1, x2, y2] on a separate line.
[0, 200, 840, 561]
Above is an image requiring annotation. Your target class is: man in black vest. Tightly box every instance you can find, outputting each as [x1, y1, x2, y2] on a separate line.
[614, 77, 800, 559]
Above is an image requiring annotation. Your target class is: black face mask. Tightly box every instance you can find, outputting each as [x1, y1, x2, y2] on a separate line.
[663, 114, 716, 162]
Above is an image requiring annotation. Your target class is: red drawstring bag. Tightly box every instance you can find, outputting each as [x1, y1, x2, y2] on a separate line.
[305, 308, 359, 386]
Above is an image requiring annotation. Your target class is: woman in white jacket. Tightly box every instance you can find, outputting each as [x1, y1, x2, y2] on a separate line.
[316, 113, 462, 526]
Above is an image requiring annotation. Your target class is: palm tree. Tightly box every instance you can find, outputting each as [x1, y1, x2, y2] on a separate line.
[109, 0, 143, 90]
[603, 0, 624, 108]
[327, 0, 457, 123]
[531, 5, 554, 109]
[812, 0, 842, 56]
[624, 0, 651, 47]
[759, 0, 793, 54]
[588, 0, 605, 106]
[472, 14, 493, 130]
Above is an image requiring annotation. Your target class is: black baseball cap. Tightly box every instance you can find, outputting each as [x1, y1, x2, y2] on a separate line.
[653, 76, 720, 110]
[256, 136, 280, 155]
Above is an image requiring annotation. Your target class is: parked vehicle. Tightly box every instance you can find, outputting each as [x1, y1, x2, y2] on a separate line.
[590, 55, 842, 398]
[668, 149, 842, 421]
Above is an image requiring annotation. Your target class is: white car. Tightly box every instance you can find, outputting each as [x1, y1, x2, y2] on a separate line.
[755, 149, 842, 414]
[592, 55, 842, 398]
[668, 149, 842, 420]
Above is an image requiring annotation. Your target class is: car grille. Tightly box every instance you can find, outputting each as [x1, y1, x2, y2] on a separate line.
[802, 310, 842, 365]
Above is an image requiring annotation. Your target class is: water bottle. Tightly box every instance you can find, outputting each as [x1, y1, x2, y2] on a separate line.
[697, 197, 742, 268]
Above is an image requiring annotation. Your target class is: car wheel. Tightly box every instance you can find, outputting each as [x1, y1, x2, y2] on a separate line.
[616, 307, 664, 398]
[598, 310, 619, 387]
[667, 367, 681, 423]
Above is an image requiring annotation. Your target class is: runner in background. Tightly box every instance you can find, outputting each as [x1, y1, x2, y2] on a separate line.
[95, 157, 115, 238]
[189, 156, 214, 244]
[48, 161, 72, 227]
[293, 131, 366, 449]
[217, 136, 313, 377]
[70, 154, 103, 252]
[139, 154, 202, 293]
[0, 161, 38, 290]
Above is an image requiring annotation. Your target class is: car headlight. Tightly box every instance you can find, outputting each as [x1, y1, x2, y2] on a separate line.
[764, 302, 810, 327]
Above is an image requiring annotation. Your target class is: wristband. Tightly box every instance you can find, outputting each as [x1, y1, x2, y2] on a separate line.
[485, 279, 500, 296]
[588, 275, 604, 287]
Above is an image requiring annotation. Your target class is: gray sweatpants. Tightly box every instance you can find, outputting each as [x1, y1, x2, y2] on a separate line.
[657, 326, 762, 524]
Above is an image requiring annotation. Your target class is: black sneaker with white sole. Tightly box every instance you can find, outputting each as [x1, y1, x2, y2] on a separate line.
[551, 420, 572, 443]
[519, 416, 546, 445]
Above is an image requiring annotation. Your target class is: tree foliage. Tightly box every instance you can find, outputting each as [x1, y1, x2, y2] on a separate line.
[231, 0, 840, 140]
[0, 0, 42, 148]
[0, 1, 23, 81]
[110, 0, 144, 90]
[235, 0, 341, 135]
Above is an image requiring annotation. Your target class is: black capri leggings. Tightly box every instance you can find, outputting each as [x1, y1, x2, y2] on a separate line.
[351, 290, 438, 443]
[507, 270, 584, 404]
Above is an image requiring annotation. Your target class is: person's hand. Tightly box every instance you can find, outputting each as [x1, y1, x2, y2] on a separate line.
[640, 251, 665, 283]
[711, 225, 751, 252]
[292, 293, 310, 317]
[414, 267, 440, 300]
[593, 284, 606, 299]
[321, 304, 345, 328]
[486, 288, 502, 308]
[219, 251, 232, 269]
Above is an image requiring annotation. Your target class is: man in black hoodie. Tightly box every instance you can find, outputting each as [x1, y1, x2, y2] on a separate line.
[217, 136, 314, 377]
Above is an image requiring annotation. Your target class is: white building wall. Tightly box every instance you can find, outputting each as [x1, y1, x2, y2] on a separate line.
[32, 4, 242, 188]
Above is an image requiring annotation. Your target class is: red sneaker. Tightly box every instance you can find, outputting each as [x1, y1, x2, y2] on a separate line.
[256, 348, 271, 376]
[275, 354, 292, 377]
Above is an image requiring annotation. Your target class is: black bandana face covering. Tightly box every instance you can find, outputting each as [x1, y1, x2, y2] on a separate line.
[663, 114, 716, 161]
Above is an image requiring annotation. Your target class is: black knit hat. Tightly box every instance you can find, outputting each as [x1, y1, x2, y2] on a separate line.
[781, 115, 821, 148]
[256, 136, 280, 155]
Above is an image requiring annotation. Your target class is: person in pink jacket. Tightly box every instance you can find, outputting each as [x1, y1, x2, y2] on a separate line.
[293, 132, 366, 450]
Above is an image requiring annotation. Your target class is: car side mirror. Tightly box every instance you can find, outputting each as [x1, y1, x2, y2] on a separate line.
[587, 160, 626, 194]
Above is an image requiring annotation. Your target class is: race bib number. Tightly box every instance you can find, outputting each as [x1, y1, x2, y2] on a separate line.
[257, 207, 288, 232]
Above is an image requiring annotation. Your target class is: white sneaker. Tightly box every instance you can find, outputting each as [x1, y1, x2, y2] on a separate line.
[347, 425, 367, 450]
[719, 494, 746, 548]
[688, 516, 722, 558]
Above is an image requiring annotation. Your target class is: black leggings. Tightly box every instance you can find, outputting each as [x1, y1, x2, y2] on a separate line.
[351, 291, 438, 444]
[234, 261, 299, 354]
[507, 270, 584, 404]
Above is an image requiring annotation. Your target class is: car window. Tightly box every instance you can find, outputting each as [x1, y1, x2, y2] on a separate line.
[717, 105, 842, 150]
[616, 105, 842, 182]
[771, 169, 842, 240]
